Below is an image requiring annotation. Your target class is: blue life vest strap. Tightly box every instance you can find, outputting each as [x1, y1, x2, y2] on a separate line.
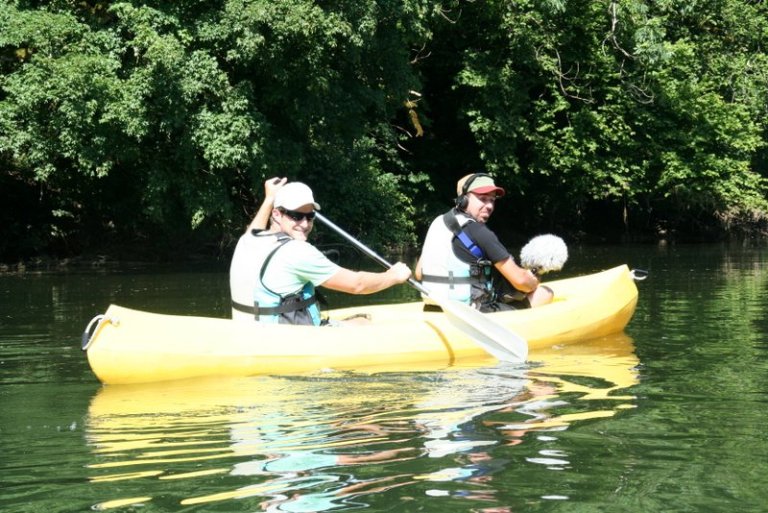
[442, 210, 485, 259]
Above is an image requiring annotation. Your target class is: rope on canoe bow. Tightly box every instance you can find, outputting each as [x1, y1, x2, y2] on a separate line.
[81, 314, 118, 351]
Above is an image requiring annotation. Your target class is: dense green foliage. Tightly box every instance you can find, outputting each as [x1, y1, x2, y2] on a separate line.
[2, 0, 768, 263]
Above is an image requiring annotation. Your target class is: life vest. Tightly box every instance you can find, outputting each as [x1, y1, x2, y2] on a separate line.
[230, 231, 321, 325]
[419, 209, 494, 306]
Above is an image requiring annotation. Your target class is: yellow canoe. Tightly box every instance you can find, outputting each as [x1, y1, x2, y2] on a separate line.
[82, 265, 639, 385]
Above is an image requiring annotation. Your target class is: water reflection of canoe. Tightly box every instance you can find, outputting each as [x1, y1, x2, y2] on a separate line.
[85, 334, 639, 510]
[87, 333, 639, 418]
[83, 265, 638, 385]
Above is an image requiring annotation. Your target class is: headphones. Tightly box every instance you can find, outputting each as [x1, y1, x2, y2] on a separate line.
[455, 173, 491, 211]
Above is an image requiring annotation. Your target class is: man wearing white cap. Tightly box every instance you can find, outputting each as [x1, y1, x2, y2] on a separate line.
[415, 173, 552, 311]
[229, 179, 412, 324]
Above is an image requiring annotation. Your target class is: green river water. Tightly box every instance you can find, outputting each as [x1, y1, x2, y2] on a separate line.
[1, 242, 767, 512]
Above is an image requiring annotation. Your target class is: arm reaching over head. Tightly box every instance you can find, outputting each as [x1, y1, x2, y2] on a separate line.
[247, 177, 287, 233]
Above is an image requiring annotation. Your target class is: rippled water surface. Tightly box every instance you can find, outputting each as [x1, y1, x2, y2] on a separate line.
[2, 243, 767, 512]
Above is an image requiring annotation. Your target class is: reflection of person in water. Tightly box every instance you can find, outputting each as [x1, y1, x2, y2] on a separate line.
[227, 346, 637, 512]
[256, 474, 417, 513]
[232, 447, 414, 476]
[230, 417, 414, 474]
[228, 417, 417, 512]
[249, 395, 544, 513]
[490, 381, 560, 446]
[240, 448, 417, 513]
[454, 453, 515, 511]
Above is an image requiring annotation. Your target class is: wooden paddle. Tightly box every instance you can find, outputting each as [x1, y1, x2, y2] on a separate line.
[314, 212, 528, 362]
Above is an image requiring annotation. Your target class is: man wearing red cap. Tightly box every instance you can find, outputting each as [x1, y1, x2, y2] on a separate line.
[415, 173, 552, 311]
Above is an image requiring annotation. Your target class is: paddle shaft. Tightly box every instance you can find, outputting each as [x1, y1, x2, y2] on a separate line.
[314, 212, 429, 295]
[314, 211, 528, 362]
[315, 211, 528, 362]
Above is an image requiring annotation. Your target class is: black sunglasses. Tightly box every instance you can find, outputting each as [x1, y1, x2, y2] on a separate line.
[278, 207, 316, 222]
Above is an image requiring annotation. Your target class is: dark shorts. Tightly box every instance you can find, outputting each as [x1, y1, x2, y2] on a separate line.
[478, 298, 530, 313]
[490, 281, 531, 311]
[422, 296, 530, 313]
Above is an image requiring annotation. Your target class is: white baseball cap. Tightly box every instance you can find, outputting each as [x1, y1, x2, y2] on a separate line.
[274, 182, 321, 210]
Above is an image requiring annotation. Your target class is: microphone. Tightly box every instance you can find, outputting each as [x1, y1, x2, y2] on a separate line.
[520, 234, 568, 275]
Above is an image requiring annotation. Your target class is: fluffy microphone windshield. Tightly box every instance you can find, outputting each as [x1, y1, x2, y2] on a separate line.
[519, 234, 568, 275]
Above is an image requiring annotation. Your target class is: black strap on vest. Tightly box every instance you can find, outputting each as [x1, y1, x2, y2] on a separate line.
[421, 260, 489, 288]
[233, 232, 318, 320]
[420, 272, 474, 289]
[231, 294, 318, 317]
[258, 234, 292, 289]
[421, 210, 494, 292]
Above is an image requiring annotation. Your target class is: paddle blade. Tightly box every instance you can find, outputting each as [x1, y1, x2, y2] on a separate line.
[432, 296, 528, 362]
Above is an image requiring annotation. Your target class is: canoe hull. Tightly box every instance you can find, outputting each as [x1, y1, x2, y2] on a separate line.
[84, 265, 638, 384]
